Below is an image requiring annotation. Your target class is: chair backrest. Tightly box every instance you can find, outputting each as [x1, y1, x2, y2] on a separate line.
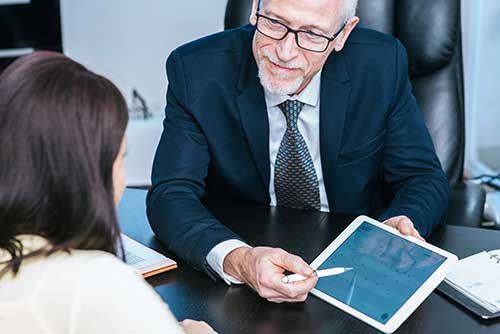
[224, 0, 465, 186]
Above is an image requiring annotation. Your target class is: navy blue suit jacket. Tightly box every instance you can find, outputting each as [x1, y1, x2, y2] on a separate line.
[147, 25, 449, 278]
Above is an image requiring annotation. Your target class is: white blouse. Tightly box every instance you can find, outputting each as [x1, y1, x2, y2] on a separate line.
[0, 235, 186, 334]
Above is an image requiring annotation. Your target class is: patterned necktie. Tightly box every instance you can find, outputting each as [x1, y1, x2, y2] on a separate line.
[274, 100, 321, 211]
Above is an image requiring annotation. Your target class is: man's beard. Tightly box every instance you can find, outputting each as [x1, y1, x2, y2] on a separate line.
[257, 49, 306, 96]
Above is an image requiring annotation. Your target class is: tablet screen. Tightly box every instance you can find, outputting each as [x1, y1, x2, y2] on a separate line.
[315, 221, 446, 324]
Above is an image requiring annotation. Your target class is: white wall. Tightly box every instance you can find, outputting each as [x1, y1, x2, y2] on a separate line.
[60, 0, 228, 185]
[60, 0, 500, 184]
[462, 0, 500, 172]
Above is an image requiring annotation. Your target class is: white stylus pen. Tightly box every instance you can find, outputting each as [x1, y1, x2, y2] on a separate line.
[282, 267, 353, 283]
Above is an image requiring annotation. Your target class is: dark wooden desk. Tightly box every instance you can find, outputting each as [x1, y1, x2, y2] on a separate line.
[118, 189, 500, 334]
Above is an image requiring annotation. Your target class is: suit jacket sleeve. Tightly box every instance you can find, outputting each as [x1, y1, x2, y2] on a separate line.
[147, 49, 244, 279]
[378, 40, 449, 237]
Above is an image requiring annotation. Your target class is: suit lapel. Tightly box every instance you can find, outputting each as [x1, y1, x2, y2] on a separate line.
[236, 46, 270, 195]
[320, 52, 351, 208]
[233, 29, 351, 201]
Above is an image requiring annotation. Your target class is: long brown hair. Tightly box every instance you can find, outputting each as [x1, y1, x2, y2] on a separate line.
[0, 51, 129, 275]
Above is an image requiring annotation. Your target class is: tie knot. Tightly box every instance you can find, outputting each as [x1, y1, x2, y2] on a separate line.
[278, 100, 305, 131]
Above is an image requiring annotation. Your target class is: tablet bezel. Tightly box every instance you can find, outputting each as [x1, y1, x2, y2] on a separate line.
[310, 215, 458, 333]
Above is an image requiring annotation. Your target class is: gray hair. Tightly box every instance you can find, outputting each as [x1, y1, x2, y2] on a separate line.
[258, 0, 358, 22]
[339, 0, 358, 21]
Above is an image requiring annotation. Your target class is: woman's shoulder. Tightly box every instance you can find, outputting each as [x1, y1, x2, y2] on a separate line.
[59, 248, 130, 272]
[42, 248, 145, 294]
[31, 247, 130, 281]
[1, 237, 129, 292]
[62, 250, 186, 333]
[1, 238, 185, 333]
[8, 245, 142, 305]
[1, 235, 128, 279]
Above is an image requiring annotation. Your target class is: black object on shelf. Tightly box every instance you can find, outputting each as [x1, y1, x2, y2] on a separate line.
[0, 0, 62, 72]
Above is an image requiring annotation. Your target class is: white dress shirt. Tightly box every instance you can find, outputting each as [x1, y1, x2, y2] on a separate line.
[206, 71, 330, 284]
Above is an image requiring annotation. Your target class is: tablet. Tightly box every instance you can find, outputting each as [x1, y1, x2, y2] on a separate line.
[310, 215, 457, 333]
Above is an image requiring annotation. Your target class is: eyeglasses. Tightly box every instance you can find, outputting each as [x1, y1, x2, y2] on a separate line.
[255, 13, 346, 53]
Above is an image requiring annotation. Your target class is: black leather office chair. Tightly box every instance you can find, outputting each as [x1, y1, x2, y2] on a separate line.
[224, 0, 485, 228]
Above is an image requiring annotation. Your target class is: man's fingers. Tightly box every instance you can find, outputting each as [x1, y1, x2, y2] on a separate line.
[399, 219, 413, 235]
[247, 247, 319, 303]
[259, 251, 317, 301]
[267, 291, 310, 303]
[278, 252, 313, 276]
[398, 219, 425, 241]
[275, 249, 315, 277]
[258, 279, 313, 301]
[383, 216, 399, 228]
[385, 216, 425, 241]
[414, 229, 425, 241]
[266, 270, 317, 299]
[281, 275, 317, 295]
[389, 217, 412, 235]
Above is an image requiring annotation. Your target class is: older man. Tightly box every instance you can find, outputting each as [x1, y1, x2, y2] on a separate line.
[147, 0, 448, 303]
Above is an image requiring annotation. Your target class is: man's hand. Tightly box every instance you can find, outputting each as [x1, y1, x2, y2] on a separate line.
[179, 319, 215, 334]
[223, 246, 318, 303]
[384, 215, 425, 241]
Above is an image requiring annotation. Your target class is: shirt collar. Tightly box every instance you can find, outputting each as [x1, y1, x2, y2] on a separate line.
[0, 235, 51, 262]
[264, 70, 322, 108]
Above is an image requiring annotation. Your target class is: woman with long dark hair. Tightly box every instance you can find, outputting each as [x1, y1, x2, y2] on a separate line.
[0, 51, 214, 334]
